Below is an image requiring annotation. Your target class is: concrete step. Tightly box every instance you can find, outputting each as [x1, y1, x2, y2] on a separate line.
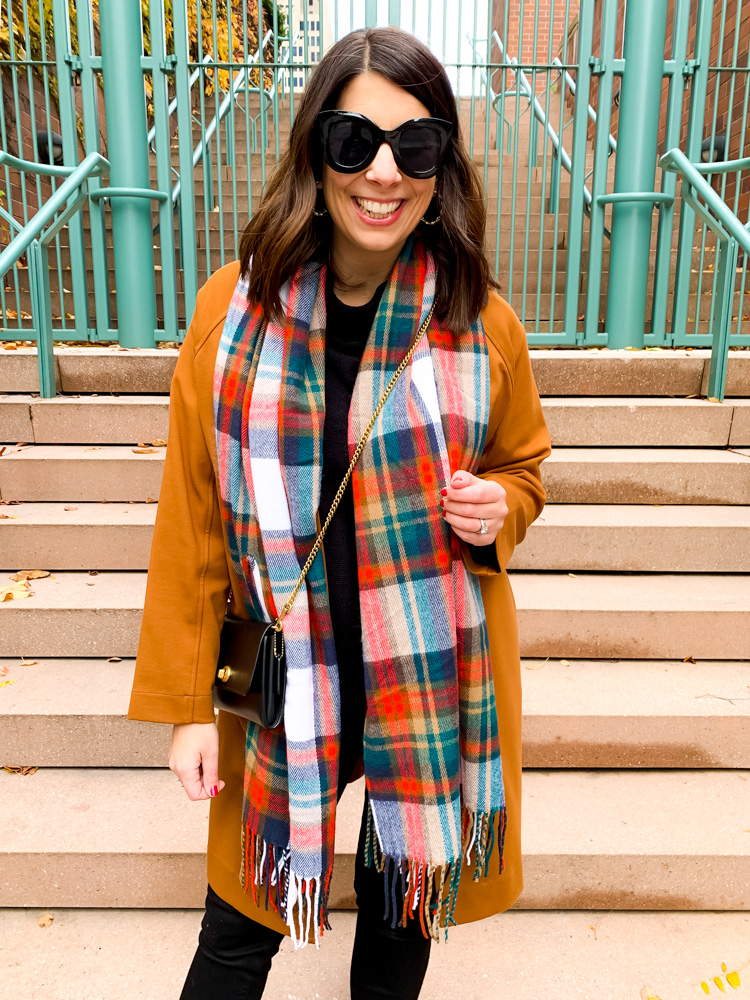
[0, 445, 164, 502]
[2, 768, 748, 909]
[7, 394, 747, 447]
[3, 502, 749, 573]
[543, 446, 750, 504]
[2, 657, 748, 769]
[511, 503, 750, 572]
[2, 442, 748, 504]
[543, 397, 749, 446]
[0, 502, 155, 570]
[2, 347, 748, 398]
[2, 908, 749, 1000]
[0, 571, 747, 659]
[510, 572, 750, 660]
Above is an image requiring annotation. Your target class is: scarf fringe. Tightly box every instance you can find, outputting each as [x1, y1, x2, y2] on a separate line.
[240, 824, 333, 950]
[363, 798, 508, 943]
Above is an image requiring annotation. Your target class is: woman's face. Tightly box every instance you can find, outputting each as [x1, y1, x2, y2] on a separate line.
[321, 72, 438, 264]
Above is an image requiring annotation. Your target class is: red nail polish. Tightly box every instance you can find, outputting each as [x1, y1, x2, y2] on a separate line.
[210, 785, 218, 797]
[440, 488, 447, 496]
[440, 498, 445, 507]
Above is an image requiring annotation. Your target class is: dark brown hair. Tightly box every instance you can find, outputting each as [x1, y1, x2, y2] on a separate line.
[239, 26, 497, 330]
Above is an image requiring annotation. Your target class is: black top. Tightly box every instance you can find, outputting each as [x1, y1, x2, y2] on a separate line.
[320, 271, 499, 795]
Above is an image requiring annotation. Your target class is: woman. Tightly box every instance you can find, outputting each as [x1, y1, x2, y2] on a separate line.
[128, 25, 550, 1000]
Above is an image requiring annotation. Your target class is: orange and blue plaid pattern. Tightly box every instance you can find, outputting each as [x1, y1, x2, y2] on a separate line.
[214, 237, 505, 946]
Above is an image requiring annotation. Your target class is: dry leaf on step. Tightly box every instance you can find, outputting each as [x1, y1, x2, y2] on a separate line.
[20, 660, 37, 666]
[683, 655, 696, 663]
[132, 447, 158, 454]
[151, 439, 167, 447]
[2, 765, 38, 775]
[107, 657, 122, 662]
[37, 913, 54, 927]
[0, 514, 18, 519]
[64, 506, 78, 511]
[10, 570, 49, 581]
[1, 581, 33, 601]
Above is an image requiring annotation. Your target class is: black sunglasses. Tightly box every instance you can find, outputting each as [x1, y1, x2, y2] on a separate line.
[317, 110, 453, 179]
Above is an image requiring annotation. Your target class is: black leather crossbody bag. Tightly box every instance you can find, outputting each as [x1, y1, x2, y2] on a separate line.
[212, 305, 434, 730]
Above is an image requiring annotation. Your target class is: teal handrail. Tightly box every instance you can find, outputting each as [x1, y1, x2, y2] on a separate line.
[171, 29, 273, 208]
[0, 151, 109, 279]
[660, 147, 750, 400]
[551, 57, 617, 156]
[0, 151, 110, 397]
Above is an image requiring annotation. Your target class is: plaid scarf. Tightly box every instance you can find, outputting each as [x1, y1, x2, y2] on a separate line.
[213, 236, 505, 947]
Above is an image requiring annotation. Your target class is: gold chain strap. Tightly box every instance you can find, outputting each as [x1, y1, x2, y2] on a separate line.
[271, 303, 435, 635]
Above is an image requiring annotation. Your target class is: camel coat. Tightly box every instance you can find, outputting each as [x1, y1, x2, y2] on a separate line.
[127, 260, 551, 936]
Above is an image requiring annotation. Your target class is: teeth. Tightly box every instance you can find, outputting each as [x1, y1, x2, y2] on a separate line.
[355, 197, 402, 217]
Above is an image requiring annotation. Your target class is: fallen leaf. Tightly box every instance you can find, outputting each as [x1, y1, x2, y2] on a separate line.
[146, 497, 157, 503]
[726, 970, 741, 988]
[15, 442, 27, 447]
[107, 656, 122, 662]
[0, 666, 8, 676]
[10, 570, 49, 581]
[1, 581, 33, 601]
[20, 660, 37, 666]
[85, 582, 95, 586]
[88, 570, 99, 576]
[0, 679, 17, 687]
[568, 572, 577, 577]
[683, 655, 696, 663]
[525, 662, 546, 670]
[0, 514, 18, 519]
[63, 506, 78, 511]
[560, 659, 571, 667]
[714, 977, 726, 992]
[151, 438, 167, 447]
[37, 912, 53, 927]
[2, 765, 37, 774]
[0, 447, 5, 457]
[132, 447, 158, 454]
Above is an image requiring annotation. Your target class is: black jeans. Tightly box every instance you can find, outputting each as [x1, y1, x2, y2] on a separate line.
[179, 792, 432, 1000]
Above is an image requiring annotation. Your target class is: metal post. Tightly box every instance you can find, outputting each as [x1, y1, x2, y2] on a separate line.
[604, 0, 668, 348]
[98, 1, 156, 347]
[388, 0, 400, 27]
[365, 0, 378, 27]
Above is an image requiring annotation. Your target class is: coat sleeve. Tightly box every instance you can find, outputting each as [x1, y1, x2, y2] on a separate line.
[127, 306, 231, 725]
[461, 300, 552, 576]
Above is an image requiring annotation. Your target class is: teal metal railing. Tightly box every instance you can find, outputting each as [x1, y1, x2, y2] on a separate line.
[661, 148, 750, 400]
[0, 150, 109, 395]
[1, 0, 749, 377]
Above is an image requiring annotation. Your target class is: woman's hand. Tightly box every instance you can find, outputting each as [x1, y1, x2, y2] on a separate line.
[169, 722, 225, 801]
[440, 470, 508, 546]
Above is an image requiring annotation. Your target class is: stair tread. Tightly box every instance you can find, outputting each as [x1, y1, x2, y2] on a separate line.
[510, 571, 750, 612]
[2, 768, 748, 857]
[1, 569, 748, 611]
[4, 443, 749, 462]
[1, 656, 747, 720]
[4, 500, 749, 529]
[2, 908, 749, 1000]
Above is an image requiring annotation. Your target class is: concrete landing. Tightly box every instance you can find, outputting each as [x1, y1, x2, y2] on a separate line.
[1, 908, 749, 1000]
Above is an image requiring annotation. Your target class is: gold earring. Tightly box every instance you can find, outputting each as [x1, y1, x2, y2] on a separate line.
[420, 196, 442, 226]
[313, 188, 328, 217]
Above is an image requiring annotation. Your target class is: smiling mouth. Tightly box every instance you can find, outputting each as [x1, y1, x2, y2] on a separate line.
[353, 196, 405, 219]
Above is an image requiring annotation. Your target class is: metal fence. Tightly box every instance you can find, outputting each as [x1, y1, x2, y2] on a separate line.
[1, 0, 749, 369]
